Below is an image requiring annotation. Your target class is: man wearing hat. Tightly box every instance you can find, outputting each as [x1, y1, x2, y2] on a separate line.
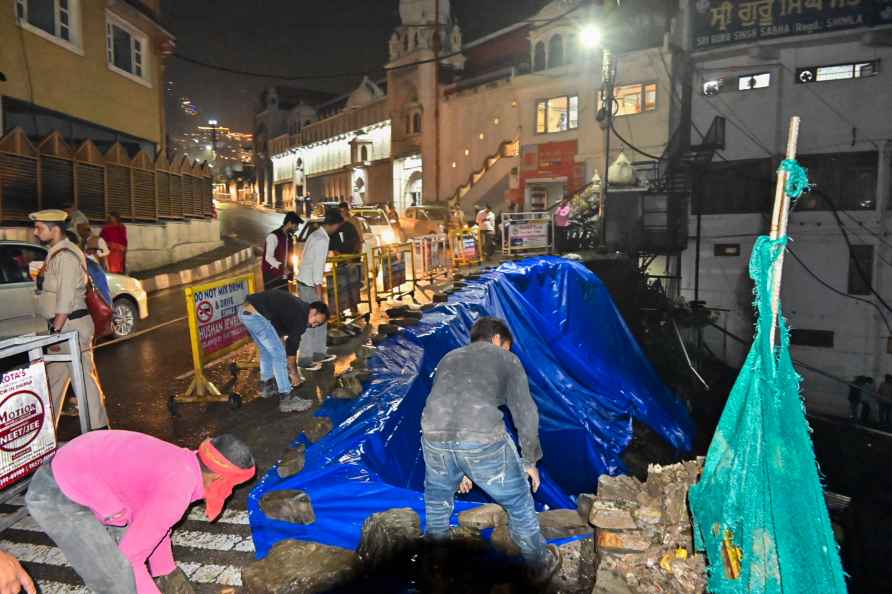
[29, 209, 109, 430]
[26, 430, 255, 594]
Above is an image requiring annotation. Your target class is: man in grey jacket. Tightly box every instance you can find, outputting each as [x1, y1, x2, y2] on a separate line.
[420, 317, 560, 581]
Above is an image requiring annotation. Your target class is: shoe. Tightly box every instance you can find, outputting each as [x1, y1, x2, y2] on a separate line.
[299, 361, 323, 371]
[529, 544, 562, 585]
[279, 390, 313, 413]
[315, 354, 337, 364]
[259, 379, 276, 399]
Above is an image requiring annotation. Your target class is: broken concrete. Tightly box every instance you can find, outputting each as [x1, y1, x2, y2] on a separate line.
[302, 416, 333, 443]
[260, 490, 316, 525]
[457, 503, 507, 530]
[537, 509, 592, 540]
[154, 567, 195, 594]
[356, 508, 422, 568]
[241, 539, 358, 593]
[277, 443, 306, 478]
[588, 499, 638, 530]
[576, 492, 596, 522]
[553, 536, 596, 594]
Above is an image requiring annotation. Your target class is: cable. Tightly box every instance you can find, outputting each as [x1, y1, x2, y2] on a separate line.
[785, 244, 892, 333]
[609, 121, 663, 160]
[837, 208, 892, 251]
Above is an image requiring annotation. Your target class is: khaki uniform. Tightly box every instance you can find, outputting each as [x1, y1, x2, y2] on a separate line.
[37, 239, 109, 429]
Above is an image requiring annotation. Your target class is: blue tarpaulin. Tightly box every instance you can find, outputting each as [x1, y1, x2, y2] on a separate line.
[248, 257, 694, 557]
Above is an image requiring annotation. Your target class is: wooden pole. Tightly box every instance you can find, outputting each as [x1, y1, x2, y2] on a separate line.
[767, 116, 801, 347]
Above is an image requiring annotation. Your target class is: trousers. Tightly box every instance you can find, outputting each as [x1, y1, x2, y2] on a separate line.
[239, 306, 291, 394]
[47, 315, 110, 429]
[297, 283, 327, 364]
[421, 436, 549, 567]
[25, 464, 137, 594]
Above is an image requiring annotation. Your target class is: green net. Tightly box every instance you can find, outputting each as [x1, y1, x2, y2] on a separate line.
[689, 235, 847, 593]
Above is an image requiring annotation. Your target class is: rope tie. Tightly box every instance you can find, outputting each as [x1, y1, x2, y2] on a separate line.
[779, 159, 812, 199]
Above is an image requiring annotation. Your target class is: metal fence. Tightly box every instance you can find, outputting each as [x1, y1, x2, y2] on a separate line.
[0, 128, 213, 224]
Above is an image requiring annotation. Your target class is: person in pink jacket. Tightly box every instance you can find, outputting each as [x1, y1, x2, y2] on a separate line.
[25, 431, 254, 593]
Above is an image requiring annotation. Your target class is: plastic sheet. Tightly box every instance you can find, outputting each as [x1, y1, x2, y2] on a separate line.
[249, 257, 694, 557]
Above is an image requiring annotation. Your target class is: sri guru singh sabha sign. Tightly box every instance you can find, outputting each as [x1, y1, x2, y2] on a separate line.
[692, 0, 892, 51]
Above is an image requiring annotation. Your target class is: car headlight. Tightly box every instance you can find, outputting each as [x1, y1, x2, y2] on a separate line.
[382, 229, 397, 244]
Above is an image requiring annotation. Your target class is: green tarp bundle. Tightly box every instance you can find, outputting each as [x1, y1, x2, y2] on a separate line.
[689, 235, 847, 593]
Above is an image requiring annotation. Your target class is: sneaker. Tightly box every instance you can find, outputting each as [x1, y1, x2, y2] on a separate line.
[529, 544, 562, 585]
[279, 389, 313, 413]
[258, 379, 276, 399]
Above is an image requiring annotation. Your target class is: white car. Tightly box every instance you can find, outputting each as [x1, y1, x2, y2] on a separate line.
[352, 207, 401, 247]
[0, 241, 149, 340]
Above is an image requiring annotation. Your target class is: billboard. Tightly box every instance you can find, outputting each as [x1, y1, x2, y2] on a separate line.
[691, 0, 892, 51]
[185, 274, 255, 368]
[0, 363, 56, 489]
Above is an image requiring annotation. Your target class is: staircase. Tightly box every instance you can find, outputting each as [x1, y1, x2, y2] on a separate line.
[448, 138, 518, 212]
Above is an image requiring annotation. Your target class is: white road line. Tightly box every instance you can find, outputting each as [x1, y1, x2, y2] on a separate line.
[186, 508, 250, 525]
[36, 581, 89, 594]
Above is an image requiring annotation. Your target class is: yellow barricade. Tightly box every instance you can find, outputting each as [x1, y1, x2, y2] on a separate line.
[449, 228, 483, 268]
[177, 273, 256, 406]
[323, 252, 370, 325]
[411, 233, 451, 284]
[372, 242, 416, 305]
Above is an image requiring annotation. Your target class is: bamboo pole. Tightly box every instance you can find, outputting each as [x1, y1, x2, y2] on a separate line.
[768, 116, 801, 347]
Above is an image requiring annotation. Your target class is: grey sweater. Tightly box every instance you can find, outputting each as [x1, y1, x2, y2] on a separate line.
[421, 341, 543, 466]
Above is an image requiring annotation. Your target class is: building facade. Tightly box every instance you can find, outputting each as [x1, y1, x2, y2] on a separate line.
[677, 0, 892, 415]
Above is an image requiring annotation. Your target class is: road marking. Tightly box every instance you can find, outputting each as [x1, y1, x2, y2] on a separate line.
[186, 508, 250, 525]
[94, 316, 187, 350]
[36, 581, 89, 594]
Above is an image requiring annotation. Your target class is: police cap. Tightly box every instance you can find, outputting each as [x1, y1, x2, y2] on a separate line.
[28, 209, 69, 223]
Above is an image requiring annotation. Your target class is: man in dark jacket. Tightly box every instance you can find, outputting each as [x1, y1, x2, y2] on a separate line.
[420, 317, 561, 583]
[239, 290, 329, 412]
[262, 212, 302, 290]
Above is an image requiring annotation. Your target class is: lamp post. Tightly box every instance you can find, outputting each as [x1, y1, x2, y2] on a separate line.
[208, 119, 219, 167]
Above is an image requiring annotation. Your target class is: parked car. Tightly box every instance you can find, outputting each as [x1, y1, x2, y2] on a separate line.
[400, 205, 449, 238]
[0, 241, 149, 340]
[352, 207, 400, 246]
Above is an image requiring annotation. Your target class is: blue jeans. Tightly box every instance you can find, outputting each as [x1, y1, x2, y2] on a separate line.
[421, 436, 549, 567]
[239, 306, 291, 394]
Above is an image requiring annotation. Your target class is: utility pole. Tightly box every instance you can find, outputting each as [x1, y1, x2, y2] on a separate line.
[598, 50, 615, 252]
[433, 0, 441, 203]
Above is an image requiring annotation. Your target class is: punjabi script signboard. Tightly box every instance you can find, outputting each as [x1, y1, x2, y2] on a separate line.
[184, 274, 255, 369]
[692, 0, 892, 51]
[0, 363, 55, 489]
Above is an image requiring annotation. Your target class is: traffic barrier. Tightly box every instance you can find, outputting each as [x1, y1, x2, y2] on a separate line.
[449, 228, 483, 268]
[371, 242, 415, 306]
[176, 273, 256, 407]
[411, 234, 450, 284]
[324, 253, 370, 325]
[501, 211, 553, 257]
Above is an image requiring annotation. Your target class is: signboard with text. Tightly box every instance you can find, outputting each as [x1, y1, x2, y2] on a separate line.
[503, 212, 552, 255]
[692, 0, 892, 51]
[185, 274, 255, 369]
[519, 141, 585, 193]
[0, 363, 55, 489]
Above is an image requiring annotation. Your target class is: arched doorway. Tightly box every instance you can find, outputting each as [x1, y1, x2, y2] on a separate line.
[403, 170, 423, 210]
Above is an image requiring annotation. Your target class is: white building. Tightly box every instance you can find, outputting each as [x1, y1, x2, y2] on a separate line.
[677, 0, 892, 415]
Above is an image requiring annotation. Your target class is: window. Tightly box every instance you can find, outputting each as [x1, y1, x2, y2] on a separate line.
[847, 245, 874, 296]
[795, 151, 876, 211]
[613, 83, 657, 116]
[790, 329, 835, 349]
[533, 42, 546, 72]
[412, 112, 422, 134]
[0, 245, 46, 285]
[696, 158, 773, 214]
[360, 146, 369, 162]
[713, 244, 741, 257]
[548, 35, 564, 69]
[738, 72, 770, 90]
[535, 96, 578, 134]
[565, 33, 577, 64]
[795, 61, 879, 84]
[106, 13, 148, 84]
[15, 0, 80, 50]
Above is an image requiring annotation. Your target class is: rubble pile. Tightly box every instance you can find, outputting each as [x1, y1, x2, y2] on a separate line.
[589, 459, 706, 594]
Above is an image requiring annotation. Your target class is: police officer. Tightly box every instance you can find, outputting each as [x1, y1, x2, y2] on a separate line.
[30, 209, 109, 430]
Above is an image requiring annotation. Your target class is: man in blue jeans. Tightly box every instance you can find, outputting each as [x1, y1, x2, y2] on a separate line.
[420, 317, 561, 582]
[239, 290, 329, 413]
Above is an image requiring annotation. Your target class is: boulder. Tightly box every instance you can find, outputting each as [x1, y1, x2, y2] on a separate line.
[154, 567, 195, 594]
[596, 529, 652, 553]
[378, 323, 400, 336]
[420, 303, 436, 311]
[370, 333, 388, 345]
[303, 416, 333, 443]
[489, 524, 520, 557]
[277, 443, 306, 478]
[241, 539, 358, 593]
[357, 508, 422, 568]
[260, 490, 315, 524]
[588, 499, 638, 530]
[432, 292, 449, 302]
[332, 387, 358, 399]
[458, 503, 507, 530]
[597, 474, 643, 500]
[390, 317, 420, 327]
[538, 509, 593, 539]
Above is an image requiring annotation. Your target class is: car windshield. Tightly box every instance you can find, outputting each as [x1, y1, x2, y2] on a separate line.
[354, 210, 389, 225]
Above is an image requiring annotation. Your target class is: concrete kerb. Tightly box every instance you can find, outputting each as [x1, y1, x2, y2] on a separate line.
[138, 247, 256, 294]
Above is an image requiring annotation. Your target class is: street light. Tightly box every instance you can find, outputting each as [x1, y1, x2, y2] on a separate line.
[579, 24, 602, 49]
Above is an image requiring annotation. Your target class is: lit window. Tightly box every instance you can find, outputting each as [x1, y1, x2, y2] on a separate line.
[15, 0, 80, 48]
[535, 95, 579, 134]
[738, 72, 770, 90]
[796, 61, 879, 84]
[613, 83, 657, 116]
[106, 13, 149, 84]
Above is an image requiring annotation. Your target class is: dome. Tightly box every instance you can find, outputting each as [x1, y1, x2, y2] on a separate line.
[399, 0, 450, 25]
[346, 77, 385, 110]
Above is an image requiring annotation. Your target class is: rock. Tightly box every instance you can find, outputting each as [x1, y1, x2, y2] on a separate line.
[597, 474, 643, 500]
[552, 537, 596, 593]
[277, 444, 306, 478]
[378, 323, 400, 335]
[241, 539, 357, 593]
[260, 490, 316, 524]
[449, 525, 484, 545]
[420, 303, 436, 311]
[588, 500, 638, 530]
[385, 305, 410, 317]
[357, 508, 422, 567]
[596, 529, 652, 553]
[303, 416, 333, 443]
[390, 317, 420, 327]
[592, 566, 635, 594]
[452, 281, 467, 288]
[489, 524, 520, 557]
[338, 372, 364, 396]
[154, 567, 195, 594]
[432, 292, 448, 303]
[576, 492, 596, 522]
[371, 333, 388, 345]
[357, 344, 378, 361]
[633, 503, 663, 525]
[332, 387, 358, 399]
[663, 482, 689, 525]
[458, 503, 507, 530]
[538, 509, 593, 539]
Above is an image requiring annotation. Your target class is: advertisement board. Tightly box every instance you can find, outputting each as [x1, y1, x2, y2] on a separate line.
[0, 363, 55, 489]
[691, 0, 892, 51]
[509, 221, 550, 250]
[185, 274, 255, 368]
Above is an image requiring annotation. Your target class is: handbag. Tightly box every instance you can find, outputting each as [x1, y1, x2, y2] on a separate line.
[44, 247, 115, 338]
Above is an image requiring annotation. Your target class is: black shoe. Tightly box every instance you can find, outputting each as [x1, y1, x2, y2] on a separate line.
[259, 379, 276, 399]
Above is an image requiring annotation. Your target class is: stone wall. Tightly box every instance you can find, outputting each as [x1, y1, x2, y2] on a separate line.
[0, 218, 222, 273]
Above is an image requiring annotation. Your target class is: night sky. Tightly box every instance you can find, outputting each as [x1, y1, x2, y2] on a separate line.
[161, 0, 545, 135]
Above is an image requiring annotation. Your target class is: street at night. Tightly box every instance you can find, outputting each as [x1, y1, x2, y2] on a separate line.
[2, 1, 892, 593]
